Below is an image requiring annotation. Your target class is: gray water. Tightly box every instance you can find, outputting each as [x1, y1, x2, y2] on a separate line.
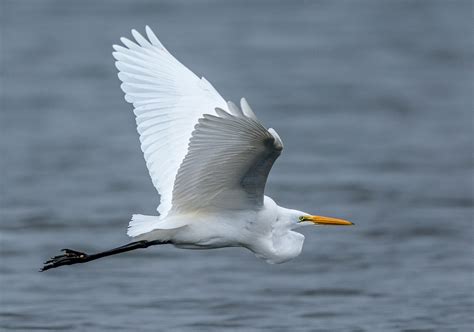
[1, 0, 473, 331]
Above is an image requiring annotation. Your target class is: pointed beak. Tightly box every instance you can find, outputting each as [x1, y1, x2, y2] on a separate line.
[301, 215, 354, 226]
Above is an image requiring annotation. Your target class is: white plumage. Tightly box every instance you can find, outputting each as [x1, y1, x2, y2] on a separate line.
[41, 27, 352, 271]
[113, 26, 352, 262]
[113, 26, 228, 221]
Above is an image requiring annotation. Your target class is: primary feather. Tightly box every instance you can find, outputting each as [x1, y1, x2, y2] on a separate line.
[113, 26, 228, 220]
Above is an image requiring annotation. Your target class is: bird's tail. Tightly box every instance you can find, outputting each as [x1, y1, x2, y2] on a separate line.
[127, 214, 160, 237]
[127, 214, 188, 238]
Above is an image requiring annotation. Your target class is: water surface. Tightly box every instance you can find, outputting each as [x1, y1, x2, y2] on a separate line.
[1, 0, 472, 331]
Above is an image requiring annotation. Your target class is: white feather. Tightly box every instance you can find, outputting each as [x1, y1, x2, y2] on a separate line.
[171, 108, 283, 213]
[114, 27, 228, 225]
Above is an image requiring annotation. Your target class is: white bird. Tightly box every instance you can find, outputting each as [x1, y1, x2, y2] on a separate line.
[41, 26, 353, 272]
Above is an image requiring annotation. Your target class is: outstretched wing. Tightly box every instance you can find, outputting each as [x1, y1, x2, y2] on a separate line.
[171, 104, 283, 213]
[113, 26, 227, 218]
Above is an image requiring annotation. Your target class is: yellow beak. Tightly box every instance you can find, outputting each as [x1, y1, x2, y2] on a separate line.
[300, 215, 354, 226]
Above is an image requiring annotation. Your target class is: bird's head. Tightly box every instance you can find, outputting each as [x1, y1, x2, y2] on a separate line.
[265, 206, 354, 263]
[278, 207, 354, 229]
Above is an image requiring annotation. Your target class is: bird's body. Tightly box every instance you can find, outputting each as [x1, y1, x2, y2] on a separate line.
[41, 26, 352, 272]
[136, 196, 305, 264]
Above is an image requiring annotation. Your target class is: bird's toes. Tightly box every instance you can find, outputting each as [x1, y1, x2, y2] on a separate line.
[40, 249, 89, 271]
[61, 248, 87, 257]
[45, 253, 70, 263]
[44, 257, 59, 265]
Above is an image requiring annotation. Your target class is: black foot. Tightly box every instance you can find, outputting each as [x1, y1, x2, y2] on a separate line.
[41, 249, 90, 272]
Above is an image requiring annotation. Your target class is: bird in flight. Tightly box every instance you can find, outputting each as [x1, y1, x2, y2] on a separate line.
[41, 26, 353, 272]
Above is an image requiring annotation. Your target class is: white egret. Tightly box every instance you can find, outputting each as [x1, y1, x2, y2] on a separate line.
[41, 26, 353, 272]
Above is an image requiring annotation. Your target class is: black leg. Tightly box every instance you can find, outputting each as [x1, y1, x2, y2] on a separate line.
[40, 240, 169, 272]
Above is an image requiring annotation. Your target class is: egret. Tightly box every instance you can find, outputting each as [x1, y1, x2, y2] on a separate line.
[41, 26, 353, 272]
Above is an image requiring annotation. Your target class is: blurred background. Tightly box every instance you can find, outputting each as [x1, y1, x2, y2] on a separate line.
[1, 0, 472, 331]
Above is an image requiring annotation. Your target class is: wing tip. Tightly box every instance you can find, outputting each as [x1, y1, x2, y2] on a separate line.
[240, 98, 258, 121]
[268, 128, 284, 150]
[227, 100, 244, 117]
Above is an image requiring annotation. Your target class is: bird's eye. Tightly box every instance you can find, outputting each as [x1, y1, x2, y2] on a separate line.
[299, 216, 305, 222]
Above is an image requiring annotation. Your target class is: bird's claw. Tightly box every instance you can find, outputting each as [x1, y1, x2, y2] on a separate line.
[61, 248, 87, 257]
[41, 248, 89, 272]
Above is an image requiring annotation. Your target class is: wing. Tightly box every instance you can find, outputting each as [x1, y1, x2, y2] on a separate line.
[113, 26, 228, 218]
[171, 104, 284, 213]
